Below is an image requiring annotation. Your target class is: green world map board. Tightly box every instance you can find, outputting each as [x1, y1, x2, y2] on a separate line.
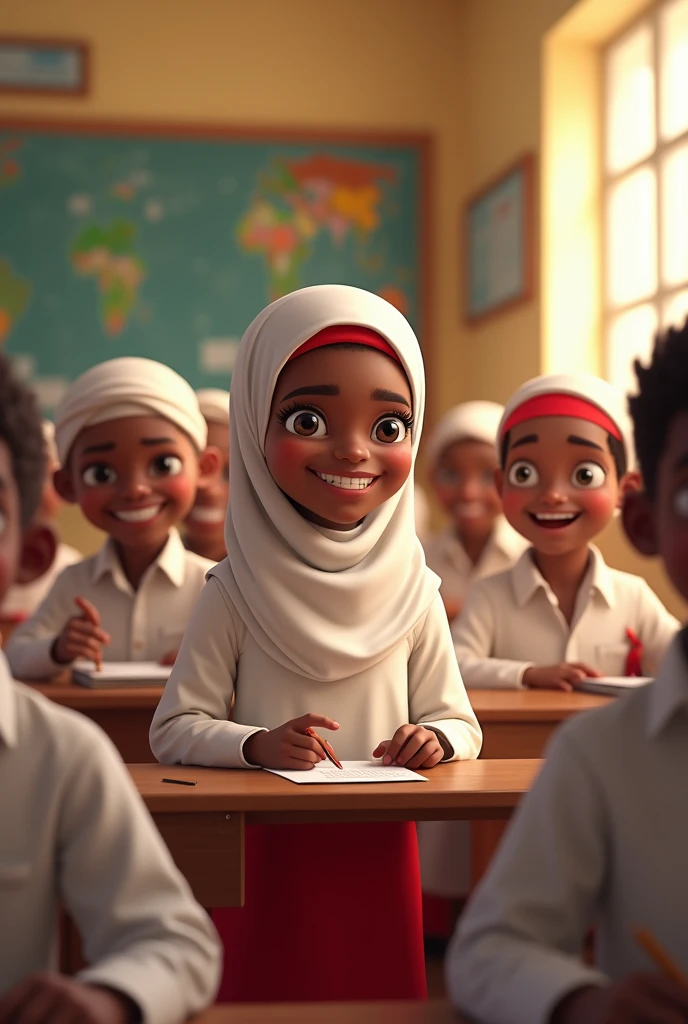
[0, 121, 428, 411]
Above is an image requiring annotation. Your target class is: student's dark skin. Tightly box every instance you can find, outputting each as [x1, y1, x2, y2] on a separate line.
[552, 410, 688, 1024]
[0, 440, 138, 1024]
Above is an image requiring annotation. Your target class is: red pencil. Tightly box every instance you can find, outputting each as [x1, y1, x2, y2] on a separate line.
[306, 727, 343, 769]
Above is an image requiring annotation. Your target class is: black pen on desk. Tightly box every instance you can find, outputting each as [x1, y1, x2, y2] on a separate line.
[162, 777, 197, 787]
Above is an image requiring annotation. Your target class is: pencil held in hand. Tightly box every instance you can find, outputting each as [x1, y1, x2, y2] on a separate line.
[73, 597, 105, 671]
[634, 927, 688, 986]
[305, 727, 343, 769]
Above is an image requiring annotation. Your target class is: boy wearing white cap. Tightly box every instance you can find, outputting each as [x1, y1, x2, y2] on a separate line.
[452, 373, 678, 689]
[183, 388, 230, 564]
[423, 401, 527, 622]
[0, 421, 80, 624]
[5, 358, 219, 680]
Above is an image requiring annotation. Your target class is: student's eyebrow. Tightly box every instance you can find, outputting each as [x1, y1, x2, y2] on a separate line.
[510, 433, 538, 450]
[567, 434, 604, 452]
[81, 442, 116, 455]
[371, 388, 411, 408]
[139, 437, 176, 447]
[280, 384, 340, 401]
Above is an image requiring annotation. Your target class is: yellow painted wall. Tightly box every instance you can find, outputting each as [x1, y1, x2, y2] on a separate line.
[1, 0, 468, 554]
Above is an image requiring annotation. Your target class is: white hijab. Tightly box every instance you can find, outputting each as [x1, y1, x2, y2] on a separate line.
[209, 285, 440, 681]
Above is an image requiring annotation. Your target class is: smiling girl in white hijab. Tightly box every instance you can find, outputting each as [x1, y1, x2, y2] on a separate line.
[150, 284, 481, 1003]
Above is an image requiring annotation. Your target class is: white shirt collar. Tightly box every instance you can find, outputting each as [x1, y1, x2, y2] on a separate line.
[510, 544, 616, 609]
[0, 650, 18, 749]
[647, 633, 688, 737]
[91, 527, 187, 590]
[437, 516, 522, 572]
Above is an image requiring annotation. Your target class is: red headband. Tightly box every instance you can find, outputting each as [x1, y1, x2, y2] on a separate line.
[502, 394, 622, 441]
[288, 325, 402, 364]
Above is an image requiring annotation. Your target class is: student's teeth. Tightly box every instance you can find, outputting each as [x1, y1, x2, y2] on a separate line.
[316, 473, 374, 490]
[534, 512, 577, 521]
[114, 506, 161, 523]
[189, 507, 225, 523]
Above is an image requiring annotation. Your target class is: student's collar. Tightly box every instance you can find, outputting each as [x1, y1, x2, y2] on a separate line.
[510, 544, 615, 608]
[646, 632, 688, 738]
[91, 528, 187, 589]
[0, 650, 18, 749]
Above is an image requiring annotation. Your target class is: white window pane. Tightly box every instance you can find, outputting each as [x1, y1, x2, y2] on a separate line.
[606, 23, 655, 174]
[606, 166, 657, 307]
[607, 304, 658, 397]
[662, 288, 688, 329]
[661, 142, 688, 287]
[660, 0, 688, 141]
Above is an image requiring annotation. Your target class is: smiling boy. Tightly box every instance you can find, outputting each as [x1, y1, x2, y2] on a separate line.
[452, 373, 678, 689]
[0, 352, 220, 1023]
[6, 357, 218, 680]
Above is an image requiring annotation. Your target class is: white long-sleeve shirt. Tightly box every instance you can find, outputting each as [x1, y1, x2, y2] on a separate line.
[452, 545, 679, 689]
[150, 578, 482, 767]
[445, 634, 688, 1024]
[0, 651, 220, 1023]
[5, 529, 212, 680]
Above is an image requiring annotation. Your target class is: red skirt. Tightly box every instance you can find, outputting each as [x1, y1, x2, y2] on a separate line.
[213, 820, 427, 1003]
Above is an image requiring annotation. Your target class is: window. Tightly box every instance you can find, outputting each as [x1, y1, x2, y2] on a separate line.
[604, 0, 688, 396]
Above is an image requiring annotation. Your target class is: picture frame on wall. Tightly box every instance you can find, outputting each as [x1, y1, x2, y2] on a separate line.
[464, 152, 535, 323]
[0, 38, 90, 96]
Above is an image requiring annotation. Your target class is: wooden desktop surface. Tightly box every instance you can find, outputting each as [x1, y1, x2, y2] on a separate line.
[194, 1001, 462, 1023]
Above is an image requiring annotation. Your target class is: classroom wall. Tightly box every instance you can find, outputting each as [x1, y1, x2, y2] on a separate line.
[0, 0, 468, 555]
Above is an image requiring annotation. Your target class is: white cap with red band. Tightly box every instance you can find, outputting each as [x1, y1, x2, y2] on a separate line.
[497, 372, 635, 468]
[426, 400, 504, 466]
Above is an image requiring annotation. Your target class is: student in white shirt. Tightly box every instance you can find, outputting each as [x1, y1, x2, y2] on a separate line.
[5, 358, 219, 681]
[0, 352, 220, 1024]
[446, 322, 688, 1024]
[423, 400, 527, 622]
[150, 285, 481, 1003]
[183, 389, 230, 564]
[1, 421, 80, 622]
[452, 373, 678, 689]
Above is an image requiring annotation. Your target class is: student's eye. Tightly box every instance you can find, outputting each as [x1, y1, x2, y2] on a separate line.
[507, 460, 539, 487]
[571, 462, 606, 489]
[150, 454, 183, 477]
[437, 468, 461, 485]
[282, 409, 327, 438]
[82, 464, 117, 487]
[673, 485, 688, 519]
[372, 415, 411, 444]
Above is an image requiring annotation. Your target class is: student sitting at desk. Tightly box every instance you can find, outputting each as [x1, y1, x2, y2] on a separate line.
[5, 358, 219, 680]
[423, 400, 527, 623]
[0, 352, 221, 1024]
[446, 321, 688, 1024]
[150, 285, 482, 1003]
[183, 389, 230, 565]
[452, 373, 678, 689]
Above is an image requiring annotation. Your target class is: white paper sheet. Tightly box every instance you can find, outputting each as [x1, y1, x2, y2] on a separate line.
[264, 759, 428, 785]
[72, 660, 170, 688]
[578, 676, 652, 695]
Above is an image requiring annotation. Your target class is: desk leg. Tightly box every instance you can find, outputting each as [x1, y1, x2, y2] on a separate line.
[470, 821, 508, 888]
[153, 810, 245, 908]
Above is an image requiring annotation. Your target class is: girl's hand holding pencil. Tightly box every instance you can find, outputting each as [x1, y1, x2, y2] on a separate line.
[51, 597, 110, 670]
[243, 713, 340, 770]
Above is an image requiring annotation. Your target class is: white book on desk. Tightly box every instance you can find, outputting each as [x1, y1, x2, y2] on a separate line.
[72, 660, 170, 688]
[578, 676, 653, 696]
[264, 760, 428, 785]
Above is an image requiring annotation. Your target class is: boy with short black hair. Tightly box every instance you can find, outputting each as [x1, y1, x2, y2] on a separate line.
[446, 323, 688, 1024]
[6, 357, 219, 679]
[452, 372, 678, 689]
[0, 352, 220, 1023]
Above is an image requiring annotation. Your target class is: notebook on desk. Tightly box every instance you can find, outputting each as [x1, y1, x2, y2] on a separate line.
[72, 660, 171, 688]
[578, 676, 653, 696]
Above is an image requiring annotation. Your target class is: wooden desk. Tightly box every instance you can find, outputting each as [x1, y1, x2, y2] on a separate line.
[470, 690, 611, 759]
[28, 679, 161, 762]
[193, 1001, 460, 1022]
[129, 759, 539, 908]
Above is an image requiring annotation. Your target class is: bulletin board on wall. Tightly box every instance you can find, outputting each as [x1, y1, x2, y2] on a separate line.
[0, 118, 431, 411]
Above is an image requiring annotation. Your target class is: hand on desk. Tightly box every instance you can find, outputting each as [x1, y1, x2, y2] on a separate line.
[243, 713, 340, 770]
[551, 975, 688, 1024]
[0, 973, 140, 1023]
[52, 597, 110, 668]
[373, 723, 446, 769]
[523, 662, 600, 692]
